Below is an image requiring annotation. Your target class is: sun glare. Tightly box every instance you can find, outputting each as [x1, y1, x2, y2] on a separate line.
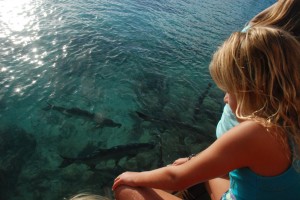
[0, 0, 36, 33]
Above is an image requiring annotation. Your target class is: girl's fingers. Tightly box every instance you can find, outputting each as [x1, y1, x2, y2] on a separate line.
[112, 179, 121, 190]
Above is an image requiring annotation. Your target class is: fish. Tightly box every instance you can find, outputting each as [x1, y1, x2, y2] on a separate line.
[193, 83, 213, 118]
[59, 142, 156, 169]
[43, 103, 121, 128]
[135, 111, 215, 141]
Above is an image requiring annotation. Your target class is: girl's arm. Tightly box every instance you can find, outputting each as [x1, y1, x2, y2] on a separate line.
[112, 121, 271, 191]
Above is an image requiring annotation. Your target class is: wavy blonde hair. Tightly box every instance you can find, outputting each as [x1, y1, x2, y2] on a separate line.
[209, 26, 300, 152]
[251, 0, 300, 38]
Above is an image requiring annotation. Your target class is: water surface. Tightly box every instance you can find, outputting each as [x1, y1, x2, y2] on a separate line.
[0, 0, 275, 199]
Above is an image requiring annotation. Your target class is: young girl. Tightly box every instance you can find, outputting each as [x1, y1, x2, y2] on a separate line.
[112, 26, 300, 200]
[217, 0, 300, 138]
[125, 1, 300, 199]
[209, 0, 300, 198]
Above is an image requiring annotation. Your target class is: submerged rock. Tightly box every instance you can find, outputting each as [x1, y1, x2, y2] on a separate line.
[0, 125, 37, 200]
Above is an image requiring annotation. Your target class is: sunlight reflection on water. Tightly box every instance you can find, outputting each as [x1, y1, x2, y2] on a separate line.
[0, 0, 275, 199]
[0, 0, 39, 32]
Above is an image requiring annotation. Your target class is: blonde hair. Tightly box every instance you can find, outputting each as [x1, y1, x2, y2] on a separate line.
[209, 26, 300, 151]
[251, 0, 300, 39]
[68, 193, 111, 200]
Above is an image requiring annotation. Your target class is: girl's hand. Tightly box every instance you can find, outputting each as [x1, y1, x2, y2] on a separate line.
[112, 171, 139, 190]
[172, 157, 189, 166]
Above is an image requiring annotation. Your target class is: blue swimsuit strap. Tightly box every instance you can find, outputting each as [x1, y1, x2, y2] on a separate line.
[287, 134, 300, 172]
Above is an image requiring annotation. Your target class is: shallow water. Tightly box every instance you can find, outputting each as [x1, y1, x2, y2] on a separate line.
[0, 0, 275, 199]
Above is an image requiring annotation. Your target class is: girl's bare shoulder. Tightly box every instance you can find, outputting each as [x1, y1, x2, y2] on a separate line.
[223, 120, 290, 175]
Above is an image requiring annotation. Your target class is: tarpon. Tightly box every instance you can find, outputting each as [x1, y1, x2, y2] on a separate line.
[135, 111, 215, 141]
[59, 142, 156, 169]
[193, 83, 213, 118]
[43, 103, 121, 128]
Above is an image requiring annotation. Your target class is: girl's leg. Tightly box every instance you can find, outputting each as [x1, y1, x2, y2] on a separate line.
[114, 186, 182, 200]
[205, 177, 230, 200]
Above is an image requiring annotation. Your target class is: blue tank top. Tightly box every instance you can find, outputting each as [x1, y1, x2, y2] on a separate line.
[229, 164, 300, 200]
[216, 104, 238, 138]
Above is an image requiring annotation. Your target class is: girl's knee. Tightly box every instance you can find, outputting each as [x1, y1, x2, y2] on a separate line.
[114, 185, 138, 200]
[205, 178, 230, 200]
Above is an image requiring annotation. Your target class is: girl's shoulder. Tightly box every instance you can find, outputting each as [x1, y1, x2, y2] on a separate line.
[224, 120, 291, 176]
[223, 120, 286, 155]
[222, 120, 269, 142]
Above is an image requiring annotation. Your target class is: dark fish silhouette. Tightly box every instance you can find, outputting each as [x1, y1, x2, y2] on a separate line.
[136, 111, 215, 141]
[59, 142, 156, 169]
[193, 83, 213, 118]
[43, 103, 121, 128]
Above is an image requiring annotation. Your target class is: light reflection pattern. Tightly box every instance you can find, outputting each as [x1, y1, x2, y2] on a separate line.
[0, 0, 48, 97]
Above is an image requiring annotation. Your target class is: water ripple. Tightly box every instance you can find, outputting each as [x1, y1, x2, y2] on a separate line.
[0, 0, 276, 199]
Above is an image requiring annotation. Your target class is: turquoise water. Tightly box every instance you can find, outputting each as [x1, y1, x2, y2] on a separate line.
[0, 0, 275, 199]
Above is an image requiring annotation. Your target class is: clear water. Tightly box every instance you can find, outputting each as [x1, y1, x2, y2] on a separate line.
[0, 0, 275, 199]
